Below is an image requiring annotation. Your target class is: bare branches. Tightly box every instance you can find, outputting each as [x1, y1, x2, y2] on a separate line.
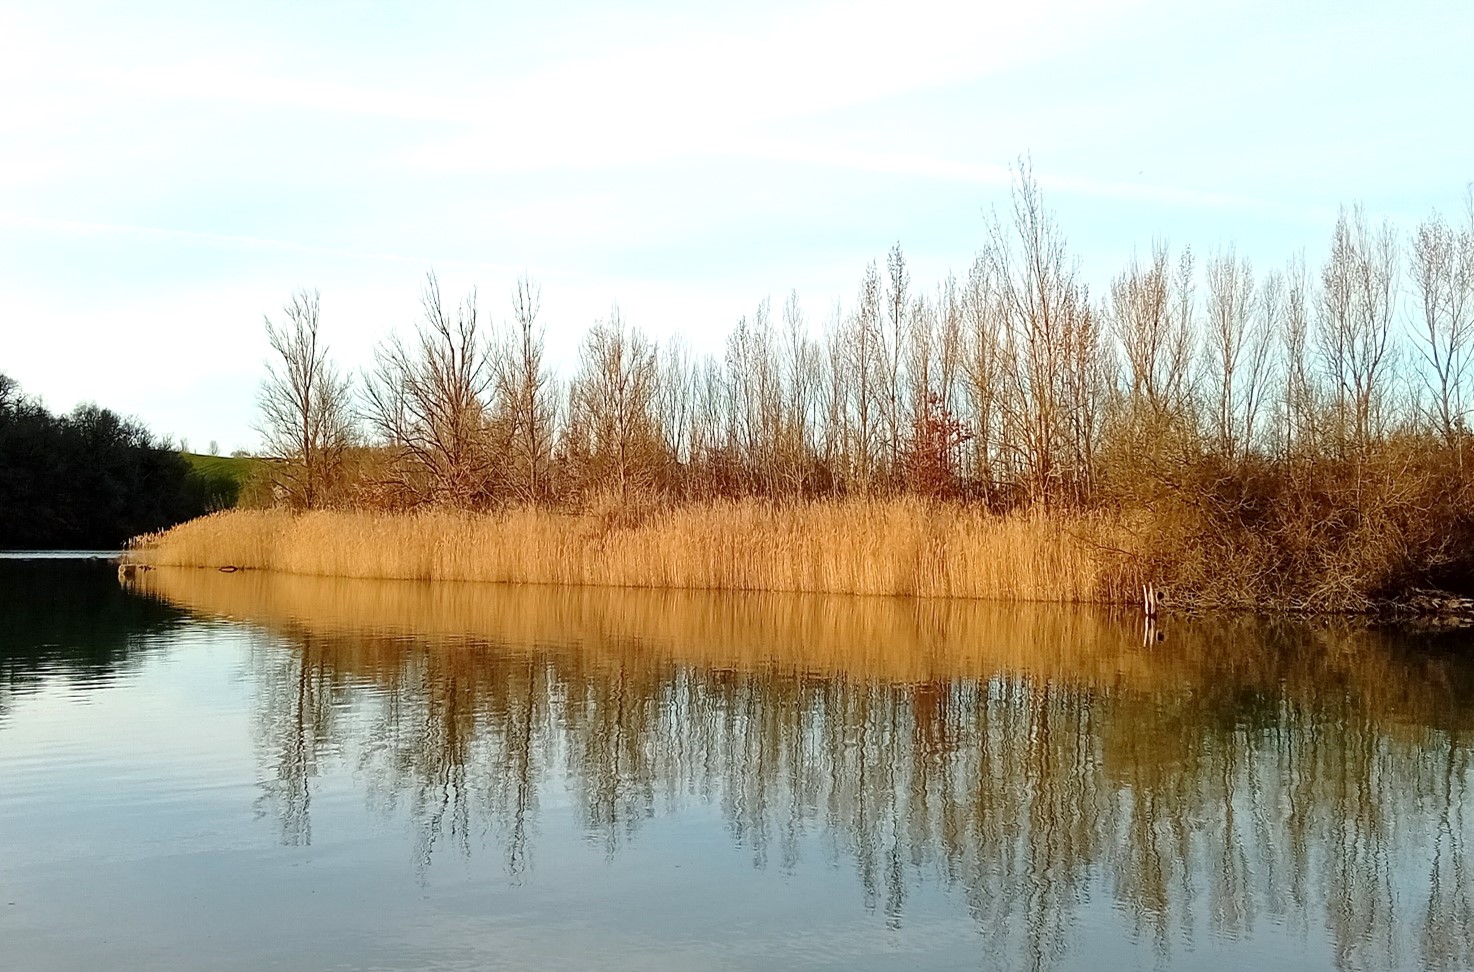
[494, 275, 557, 503]
[1410, 208, 1474, 446]
[883, 243, 911, 472]
[567, 308, 661, 502]
[986, 160, 1096, 506]
[1205, 247, 1265, 461]
[256, 289, 354, 509]
[243, 179, 1474, 545]
[848, 262, 884, 493]
[962, 253, 1005, 490]
[1319, 206, 1399, 456]
[1278, 255, 1317, 457]
[362, 273, 496, 507]
[781, 291, 821, 495]
[1110, 243, 1195, 420]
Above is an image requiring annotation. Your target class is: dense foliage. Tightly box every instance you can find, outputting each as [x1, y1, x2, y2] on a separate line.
[0, 375, 221, 549]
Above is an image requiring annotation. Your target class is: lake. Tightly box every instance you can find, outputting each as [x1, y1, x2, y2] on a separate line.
[2, 557, 1472, 971]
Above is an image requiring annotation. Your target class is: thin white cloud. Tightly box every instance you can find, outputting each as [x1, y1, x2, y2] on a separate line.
[712, 139, 1286, 215]
[114, 62, 482, 124]
[3, 0, 1465, 457]
[2, 0, 1165, 192]
[0, 0, 1125, 210]
[0, 213, 513, 274]
[74, 0, 1136, 126]
[737, 141, 1013, 186]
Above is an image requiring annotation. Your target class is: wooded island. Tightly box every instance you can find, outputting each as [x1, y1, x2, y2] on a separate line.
[134, 172, 1474, 611]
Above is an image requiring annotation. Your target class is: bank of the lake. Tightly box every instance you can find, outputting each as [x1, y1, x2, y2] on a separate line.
[130, 496, 1474, 613]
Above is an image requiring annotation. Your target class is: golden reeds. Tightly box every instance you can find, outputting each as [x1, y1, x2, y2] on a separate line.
[129, 499, 1144, 602]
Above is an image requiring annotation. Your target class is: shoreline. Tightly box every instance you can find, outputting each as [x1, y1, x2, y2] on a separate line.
[125, 504, 1474, 622]
[119, 561, 1474, 627]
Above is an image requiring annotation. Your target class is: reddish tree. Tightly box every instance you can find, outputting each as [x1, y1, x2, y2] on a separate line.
[903, 392, 972, 498]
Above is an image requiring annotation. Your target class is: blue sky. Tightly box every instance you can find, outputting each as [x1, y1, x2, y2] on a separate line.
[2, 0, 1471, 452]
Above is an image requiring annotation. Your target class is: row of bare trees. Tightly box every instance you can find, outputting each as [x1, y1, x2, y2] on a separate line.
[257, 171, 1474, 512]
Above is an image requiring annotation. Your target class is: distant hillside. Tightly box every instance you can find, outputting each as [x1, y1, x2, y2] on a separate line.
[181, 452, 268, 510]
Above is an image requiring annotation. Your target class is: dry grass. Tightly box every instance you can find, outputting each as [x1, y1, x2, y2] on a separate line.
[129, 499, 1143, 602]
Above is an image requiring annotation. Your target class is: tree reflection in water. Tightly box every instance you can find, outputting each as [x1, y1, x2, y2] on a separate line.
[136, 569, 1474, 971]
[1, 559, 185, 723]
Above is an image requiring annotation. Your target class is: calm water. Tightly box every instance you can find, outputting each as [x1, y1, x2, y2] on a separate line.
[3, 560, 1473, 971]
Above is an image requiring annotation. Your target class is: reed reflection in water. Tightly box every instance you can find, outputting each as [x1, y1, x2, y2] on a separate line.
[137, 568, 1474, 972]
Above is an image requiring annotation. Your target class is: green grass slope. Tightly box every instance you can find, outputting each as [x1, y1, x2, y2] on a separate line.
[181, 453, 267, 510]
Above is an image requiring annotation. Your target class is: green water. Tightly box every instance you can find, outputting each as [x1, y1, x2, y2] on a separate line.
[2, 557, 1472, 971]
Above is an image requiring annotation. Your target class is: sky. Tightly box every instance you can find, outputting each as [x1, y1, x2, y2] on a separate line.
[2, 0, 1471, 453]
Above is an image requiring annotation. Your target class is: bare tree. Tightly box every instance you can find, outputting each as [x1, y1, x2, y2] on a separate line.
[256, 289, 354, 509]
[1278, 255, 1317, 457]
[962, 253, 1005, 490]
[1205, 248, 1268, 461]
[1319, 206, 1399, 455]
[689, 352, 726, 498]
[725, 300, 784, 494]
[821, 305, 852, 491]
[781, 291, 821, 494]
[1251, 270, 1286, 455]
[656, 337, 695, 496]
[883, 243, 911, 473]
[988, 161, 1085, 506]
[1109, 243, 1195, 421]
[361, 273, 496, 506]
[850, 264, 884, 493]
[494, 276, 557, 503]
[935, 276, 965, 428]
[1410, 204, 1474, 447]
[1062, 288, 1109, 499]
[567, 308, 661, 502]
[906, 293, 937, 429]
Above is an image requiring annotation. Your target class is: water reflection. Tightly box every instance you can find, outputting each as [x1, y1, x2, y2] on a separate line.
[0, 559, 183, 719]
[136, 568, 1474, 971]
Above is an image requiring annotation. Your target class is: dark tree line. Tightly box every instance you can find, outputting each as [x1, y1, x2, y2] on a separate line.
[0, 374, 223, 549]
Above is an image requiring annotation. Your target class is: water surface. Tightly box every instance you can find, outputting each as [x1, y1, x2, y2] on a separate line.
[2, 559, 1472, 970]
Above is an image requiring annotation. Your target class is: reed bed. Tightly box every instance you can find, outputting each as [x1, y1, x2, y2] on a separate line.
[129, 500, 1143, 602]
